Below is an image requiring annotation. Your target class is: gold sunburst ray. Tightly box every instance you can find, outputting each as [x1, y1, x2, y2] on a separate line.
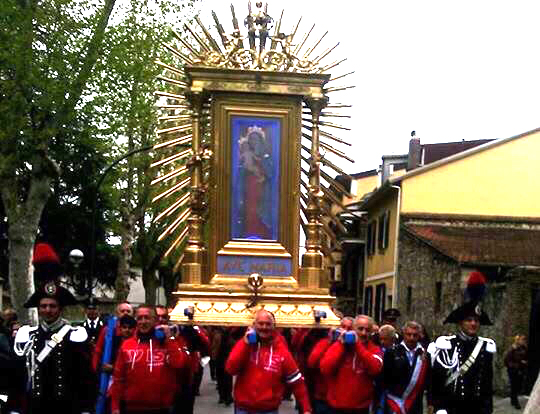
[150, 149, 191, 169]
[194, 15, 223, 54]
[293, 23, 315, 55]
[151, 165, 189, 186]
[163, 226, 189, 258]
[300, 132, 353, 162]
[154, 91, 186, 101]
[319, 141, 354, 162]
[156, 104, 190, 110]
[302, 30, 328, 60]
[298, 201, 339, 247]
[312, 42, 339, 65]
[152, 176, 191, 203]
[318, 58, 347, 73]
[211, 10, 228, 47]
[320, 169, 353, 199]
[162, 42, 193, 65]
[155, 60, 186, 77]
[157, 114, 192, 122]
[326, 103, 352, 108]
[270, 9, 284, 50]
[302, 119, 351, 131]
[301, 128, 352, 146]
[154, 192, 190, 223]
[153, 135, 192, 150]
[156, 75, 188, 88]
[329, 71, 355, 82]
[183, 23, 212, 54]
[156, 123, 192, 136]
[158, 208, 191, 241]
[324, 85, 356, 93]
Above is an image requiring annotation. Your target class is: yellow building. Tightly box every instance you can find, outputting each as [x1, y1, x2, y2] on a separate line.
[358, 129, 540, 322]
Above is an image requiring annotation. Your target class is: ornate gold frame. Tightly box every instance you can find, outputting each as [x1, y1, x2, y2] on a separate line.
[209, 94, 301, 287]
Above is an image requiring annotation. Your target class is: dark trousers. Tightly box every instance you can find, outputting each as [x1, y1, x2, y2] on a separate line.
[331, 409, 369, 414]
[125, 410, 170, 414]
[216, 358, 233, 403]
[172, 383, 195, 414]
[193, 366, 203, 395]
[312, 399, 333, 414]
[508, 368, 524, 403]
[209, 359, 217, 381]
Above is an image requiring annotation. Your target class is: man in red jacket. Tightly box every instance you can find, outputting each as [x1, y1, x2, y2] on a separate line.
[226, 309, 312, 414]
[307, 317, 354, 414]
[110, 305, 188, 414]
[93, 301, 134, 373]
[320, 314, 383, 414]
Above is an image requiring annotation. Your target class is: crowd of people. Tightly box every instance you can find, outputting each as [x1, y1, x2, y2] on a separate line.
[0, 295, 529, 414]
[0, 244, 533, 414]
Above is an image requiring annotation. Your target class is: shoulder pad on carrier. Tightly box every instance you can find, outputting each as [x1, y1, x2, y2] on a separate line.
[479, 337, 496, 353]
[69, 326, 88, 342]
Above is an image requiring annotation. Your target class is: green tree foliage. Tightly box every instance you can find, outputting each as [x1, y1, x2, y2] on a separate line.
[0, 0, 117, 322]
[86, 0, 197, 303]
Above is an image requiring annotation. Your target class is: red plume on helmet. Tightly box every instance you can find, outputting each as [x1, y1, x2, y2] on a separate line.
[24, 243, 77, 308]
[464, 271, 487, 303]
[32, 242, 63, 282]
[444, 270, 492, 325]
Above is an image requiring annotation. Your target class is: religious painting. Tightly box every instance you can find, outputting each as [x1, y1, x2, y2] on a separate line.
[230, 116, 281, 241]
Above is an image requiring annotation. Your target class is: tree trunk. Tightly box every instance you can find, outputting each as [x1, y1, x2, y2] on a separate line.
[142, 268, 159, 305]
[7, 221, 38, 324]
[115, 213, 134, 301]
[2, 174, 52, 324]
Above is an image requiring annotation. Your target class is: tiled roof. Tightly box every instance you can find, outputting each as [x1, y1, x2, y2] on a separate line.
[403, 223, 540, 267]
[422, 139, 493, 164]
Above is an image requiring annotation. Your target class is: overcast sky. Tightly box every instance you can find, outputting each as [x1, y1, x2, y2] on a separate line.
[193, 0, 540, 172]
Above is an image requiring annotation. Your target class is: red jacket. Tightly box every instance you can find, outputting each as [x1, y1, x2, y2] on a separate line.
[307, 338, 331, 401]
[320, 340, 383, 410]
[92, 322, 121, 372]
[176, 326, 210, 384]
[110, 333, 188, 412]
[226, 334, 312, 413]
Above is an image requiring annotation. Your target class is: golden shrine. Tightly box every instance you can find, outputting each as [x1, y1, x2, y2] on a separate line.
[152, 2, 355, 327]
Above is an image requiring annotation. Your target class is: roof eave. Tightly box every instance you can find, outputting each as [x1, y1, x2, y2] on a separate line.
[390, 127, 540, 185]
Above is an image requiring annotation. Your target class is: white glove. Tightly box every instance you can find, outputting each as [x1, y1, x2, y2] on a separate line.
[435, 411, 448, 414]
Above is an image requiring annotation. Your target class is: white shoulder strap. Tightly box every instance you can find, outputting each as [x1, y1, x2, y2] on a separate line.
[36, 324, 72, 363]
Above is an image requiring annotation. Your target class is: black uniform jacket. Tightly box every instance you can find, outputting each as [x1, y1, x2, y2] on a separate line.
[382, 343, 431, 414]
[429, 335, 495, 414]
[13, 323, 95, 414]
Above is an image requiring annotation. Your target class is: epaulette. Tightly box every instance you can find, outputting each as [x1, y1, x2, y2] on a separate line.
[14, 325, 38, 344]
[427, 335, 455, 356]
[14, 325, 38, 356]
[69, 326, 88, 342]
[479, 336, 496, 353]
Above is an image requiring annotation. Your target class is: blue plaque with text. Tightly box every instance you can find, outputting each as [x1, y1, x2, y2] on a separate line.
[217, 255, 291, 277]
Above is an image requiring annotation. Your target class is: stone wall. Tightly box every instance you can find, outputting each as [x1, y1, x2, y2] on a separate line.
[397, 229, 540, 394]
[397, 229, 462, 336]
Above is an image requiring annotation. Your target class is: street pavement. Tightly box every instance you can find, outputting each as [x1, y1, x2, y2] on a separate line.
[194, 364, 527, 414]
[194, 365, 297, 414]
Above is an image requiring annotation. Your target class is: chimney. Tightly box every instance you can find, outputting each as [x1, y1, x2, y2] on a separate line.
[407, 131, 421, 170]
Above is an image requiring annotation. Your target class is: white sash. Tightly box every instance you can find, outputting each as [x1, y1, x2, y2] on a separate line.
[36, 324, 72, 363]
[387, 353, 425, 414]
[445, 337, 484, 386]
